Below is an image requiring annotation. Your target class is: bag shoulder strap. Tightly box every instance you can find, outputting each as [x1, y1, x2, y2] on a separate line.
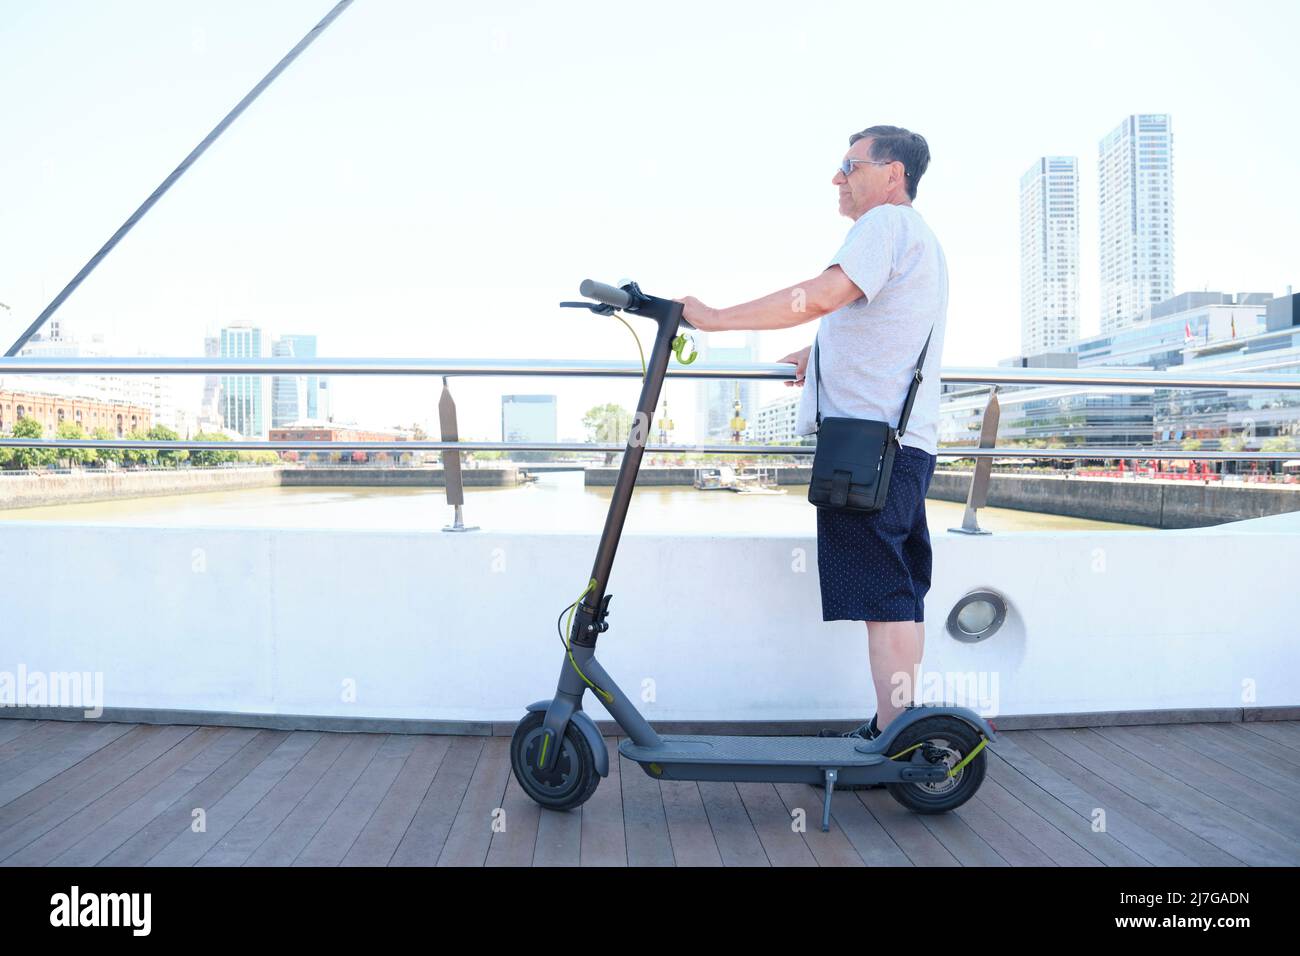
[814, 326, 933, 434]
[815, 336, 821, 427]
[893, 327, 933, 442]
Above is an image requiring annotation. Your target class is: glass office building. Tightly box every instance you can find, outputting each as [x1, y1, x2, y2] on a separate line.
[939, 293, 1300, 457]
[271, 334, 320, 428]
[1150, 295, 1300, 453]
[220, 325, 268, 438]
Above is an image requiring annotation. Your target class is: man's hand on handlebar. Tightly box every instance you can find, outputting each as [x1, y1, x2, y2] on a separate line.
[778, 345, 812, 386]
[674, 296, 725, 331]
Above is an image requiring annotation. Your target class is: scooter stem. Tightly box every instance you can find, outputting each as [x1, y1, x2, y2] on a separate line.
[568, 293, 685, 650]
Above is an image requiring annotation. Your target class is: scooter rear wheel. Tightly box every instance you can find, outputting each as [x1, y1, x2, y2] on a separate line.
[510, 710, 601, 811]
[884, 715, 988, 814]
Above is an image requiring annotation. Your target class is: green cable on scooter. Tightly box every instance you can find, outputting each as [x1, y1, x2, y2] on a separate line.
[562, 577, 613, 705]
[611, 310, 698, 372]
[610, 312, 646, 376]
[889, 734, 990, 776]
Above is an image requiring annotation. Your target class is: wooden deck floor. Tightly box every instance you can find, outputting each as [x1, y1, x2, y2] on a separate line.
[2, 718, 1298, 866]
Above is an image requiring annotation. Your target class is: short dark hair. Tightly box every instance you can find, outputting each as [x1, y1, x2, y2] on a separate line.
[849, 125, 930, 200]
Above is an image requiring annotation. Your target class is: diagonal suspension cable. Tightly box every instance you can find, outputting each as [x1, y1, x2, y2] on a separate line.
[5, 0, 357, 357]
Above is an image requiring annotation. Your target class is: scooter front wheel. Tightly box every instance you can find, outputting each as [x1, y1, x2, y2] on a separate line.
[510, 710, 601, 811]
[884, 715, 988, 814]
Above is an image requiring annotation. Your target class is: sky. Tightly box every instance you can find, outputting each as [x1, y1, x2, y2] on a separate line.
[1, 0, 1297, 441]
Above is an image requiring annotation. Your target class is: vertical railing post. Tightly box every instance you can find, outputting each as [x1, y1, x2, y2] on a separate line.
[439, 376, 478, 533]
[949, 386, 1000, 535]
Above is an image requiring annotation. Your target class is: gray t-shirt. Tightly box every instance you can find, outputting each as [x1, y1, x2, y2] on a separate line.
[794, 203, 948, 455]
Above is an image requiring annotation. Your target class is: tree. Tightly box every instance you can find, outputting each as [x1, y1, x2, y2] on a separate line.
[465, 436, 500, 464]
[147, 424, 187, 467]
[236, 449, 279, 465]
[121, 429, 153, 467]
[582, 403, 632, 465]
[91, 427, 123, 467]
[6, 417, 54, 470]
[189, 431, 238, 467]
[55, 421, 93, 467]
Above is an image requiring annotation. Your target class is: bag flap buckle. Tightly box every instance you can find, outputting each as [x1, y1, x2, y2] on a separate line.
[830, 470, 850, 507]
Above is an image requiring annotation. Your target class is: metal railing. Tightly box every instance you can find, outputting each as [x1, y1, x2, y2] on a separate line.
[1, 355, 1297, 389]
[1, 355, 1297, 533]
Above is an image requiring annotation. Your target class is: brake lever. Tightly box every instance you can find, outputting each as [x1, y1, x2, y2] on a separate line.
[559, 301, 618, 315]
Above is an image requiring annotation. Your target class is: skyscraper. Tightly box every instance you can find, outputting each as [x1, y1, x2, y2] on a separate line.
[1098, 114, 1175, 332]
[271, 338, 302, 428]
[200, 335, 222, 430]
[220, 325, 268, 438]
[286, 334, 319, 420]
[1019, 156, 1080, 355]
[271, 333, 319, 427]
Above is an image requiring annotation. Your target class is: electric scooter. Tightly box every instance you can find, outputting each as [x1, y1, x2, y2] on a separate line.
[510, 279, 998, 831]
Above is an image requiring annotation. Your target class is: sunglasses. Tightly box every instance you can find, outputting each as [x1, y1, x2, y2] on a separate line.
[839, 157, 902, 177]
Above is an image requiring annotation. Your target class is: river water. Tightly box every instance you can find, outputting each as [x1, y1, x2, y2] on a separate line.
[0, 470, 1143, 533]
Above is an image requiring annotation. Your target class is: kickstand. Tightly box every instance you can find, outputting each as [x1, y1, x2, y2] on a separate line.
[820, 769, 837, 832]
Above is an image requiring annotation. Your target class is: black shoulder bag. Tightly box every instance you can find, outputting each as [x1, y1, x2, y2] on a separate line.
[807, 327, 933, 514]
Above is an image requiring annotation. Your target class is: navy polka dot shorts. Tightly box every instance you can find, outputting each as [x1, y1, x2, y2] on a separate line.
[816, 444, 937, 623]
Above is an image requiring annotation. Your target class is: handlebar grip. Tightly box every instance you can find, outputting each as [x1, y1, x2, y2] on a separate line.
[579, 279, 632, 310]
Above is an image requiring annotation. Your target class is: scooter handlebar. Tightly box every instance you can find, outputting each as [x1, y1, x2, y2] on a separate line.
[579, 279, 632, 310]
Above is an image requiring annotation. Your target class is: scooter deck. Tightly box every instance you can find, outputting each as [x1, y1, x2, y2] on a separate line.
[619, 734, 886, 767]
[618, 734, 947, 790]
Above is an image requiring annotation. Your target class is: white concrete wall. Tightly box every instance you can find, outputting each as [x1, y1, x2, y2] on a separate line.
[1, 513, 1297, 723]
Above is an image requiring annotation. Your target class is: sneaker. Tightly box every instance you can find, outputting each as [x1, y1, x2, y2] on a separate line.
[815, 714, 880, 740]
[812, 716, 884, 790]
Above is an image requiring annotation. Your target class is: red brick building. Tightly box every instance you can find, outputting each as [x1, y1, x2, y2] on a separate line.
[0, 388, 153, 437]
[268, 422, 412, 463]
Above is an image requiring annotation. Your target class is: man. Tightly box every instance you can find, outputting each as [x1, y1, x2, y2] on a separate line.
[679, 125, 948, 746]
